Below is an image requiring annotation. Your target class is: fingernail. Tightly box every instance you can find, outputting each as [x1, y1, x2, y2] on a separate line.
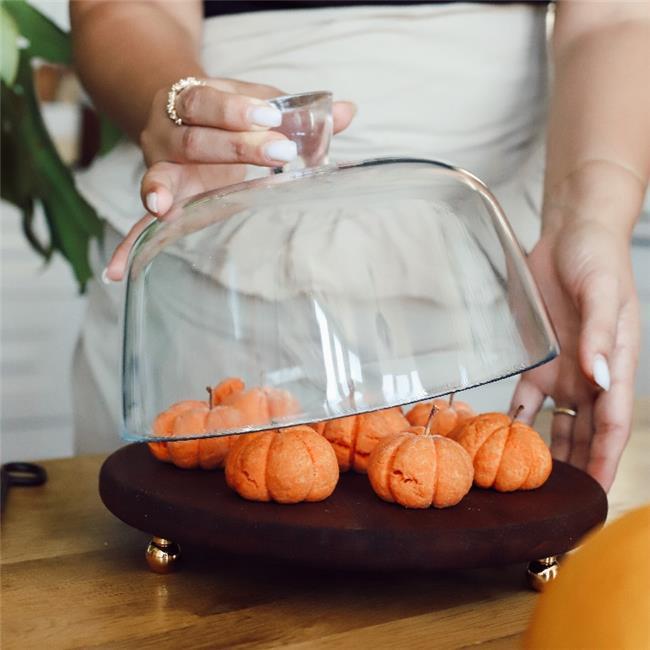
[101, 268, 113, 285]
[250, 104, 282, 128]
[146, 192, 158, 215]
[593, 354, 611, 391]
[264, 140, 297, 162]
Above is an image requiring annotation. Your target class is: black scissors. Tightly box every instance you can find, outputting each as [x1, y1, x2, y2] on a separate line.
[1, 462, 48, 517]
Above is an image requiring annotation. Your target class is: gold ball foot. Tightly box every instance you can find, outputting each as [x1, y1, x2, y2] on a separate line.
[527, 556, 559, 592]
[145, 536, 181, 574]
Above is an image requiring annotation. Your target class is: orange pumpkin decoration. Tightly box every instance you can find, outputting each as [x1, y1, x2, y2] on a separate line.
[167, 403, 242, 469]
[148, 399, 206, 462]
[148, 378, 303, 469]
[225, 426, 339, 503]
[405, 396, 474, 438]
[210, 377, 301, 426]
[320, 407, 410, 473]
[368, 425, 474, 509]
[454, 408, 552, 492]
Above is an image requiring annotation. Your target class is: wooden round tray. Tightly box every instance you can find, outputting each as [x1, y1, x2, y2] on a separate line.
[99, 443, 607, 570]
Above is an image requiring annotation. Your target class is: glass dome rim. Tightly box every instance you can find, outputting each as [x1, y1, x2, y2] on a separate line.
[122, 347, 559, 443]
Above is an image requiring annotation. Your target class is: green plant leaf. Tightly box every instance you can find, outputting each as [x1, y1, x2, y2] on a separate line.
[1, 1, 125, 290]
[0, 6, 19, 85]
[3, 0, 71, 64]
[21, 201, 52, 259]
[1, 80, 33, 208]
[1, 54, 102, 291]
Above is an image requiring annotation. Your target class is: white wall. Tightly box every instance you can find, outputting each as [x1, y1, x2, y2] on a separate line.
[1, 0, 80, 462]
[1, 202, 85, 461]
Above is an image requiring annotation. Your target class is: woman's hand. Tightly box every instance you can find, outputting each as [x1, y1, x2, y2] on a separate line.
[516, 0, 649, 491]
[139, 78, 295, 209]
[511, 164, 642, 491]
[104, 79, 356, 280]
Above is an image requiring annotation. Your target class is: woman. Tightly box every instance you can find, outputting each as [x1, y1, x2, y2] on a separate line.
[70, 0, 648, 490]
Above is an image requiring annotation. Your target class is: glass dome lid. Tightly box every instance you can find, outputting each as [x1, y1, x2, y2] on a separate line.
[122, 92, 558, 442]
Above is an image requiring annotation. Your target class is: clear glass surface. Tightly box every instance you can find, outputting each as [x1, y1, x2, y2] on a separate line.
[121, 96, 558, 442]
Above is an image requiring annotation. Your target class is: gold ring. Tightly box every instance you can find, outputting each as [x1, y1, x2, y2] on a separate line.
[166, 77, 205, 126]
[553, 407, 578, 418]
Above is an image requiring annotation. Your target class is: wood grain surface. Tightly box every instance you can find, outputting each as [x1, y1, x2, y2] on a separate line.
[2, 401, 648, 650]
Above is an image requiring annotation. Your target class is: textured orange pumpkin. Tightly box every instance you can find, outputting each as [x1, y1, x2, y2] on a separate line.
[454, 412, 552, 491]
[225, 426, 339, 503]
[148, 378, 301, 469]
[321, 408, 410, 473]
[405, 398, 474, 438]
[148, 399, 206, 462]
[368, 427, 474, 508]
[211, 377, 301, 426]
[166, 404, 242, 469]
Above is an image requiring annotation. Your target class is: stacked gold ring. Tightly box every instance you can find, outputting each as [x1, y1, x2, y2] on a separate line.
[166, 77, 206, 126]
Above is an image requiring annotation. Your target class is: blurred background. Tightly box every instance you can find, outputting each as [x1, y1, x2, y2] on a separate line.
[1, 1, 649, 461]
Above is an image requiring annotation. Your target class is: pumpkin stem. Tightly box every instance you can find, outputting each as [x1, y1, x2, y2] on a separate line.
[449, 392, 455, 408]
[206, 386, 214, 409]
[424, 403, 439, 437]
[513, 404, 525, 421]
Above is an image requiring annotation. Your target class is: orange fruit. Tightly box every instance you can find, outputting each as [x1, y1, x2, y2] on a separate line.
[525, 505, 650, 650]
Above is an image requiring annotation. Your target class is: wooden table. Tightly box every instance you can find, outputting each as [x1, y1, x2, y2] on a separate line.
[2, 401, 648, 649]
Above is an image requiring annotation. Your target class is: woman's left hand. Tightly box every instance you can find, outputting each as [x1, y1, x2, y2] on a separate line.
[511, 176, 641, 491]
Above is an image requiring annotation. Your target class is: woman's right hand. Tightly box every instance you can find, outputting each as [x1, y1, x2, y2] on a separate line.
[104, 78, 356, 281]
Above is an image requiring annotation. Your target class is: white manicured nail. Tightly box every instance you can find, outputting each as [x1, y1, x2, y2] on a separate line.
[250, 104, 282, 127]
[593, 354, 611, 391]
[264, 140, 297, 162]
[145, 192, 158, 215]
[101, 268, 113, 285]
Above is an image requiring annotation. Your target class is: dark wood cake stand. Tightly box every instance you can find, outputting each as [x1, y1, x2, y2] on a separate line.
[99, 444, 607, 589]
